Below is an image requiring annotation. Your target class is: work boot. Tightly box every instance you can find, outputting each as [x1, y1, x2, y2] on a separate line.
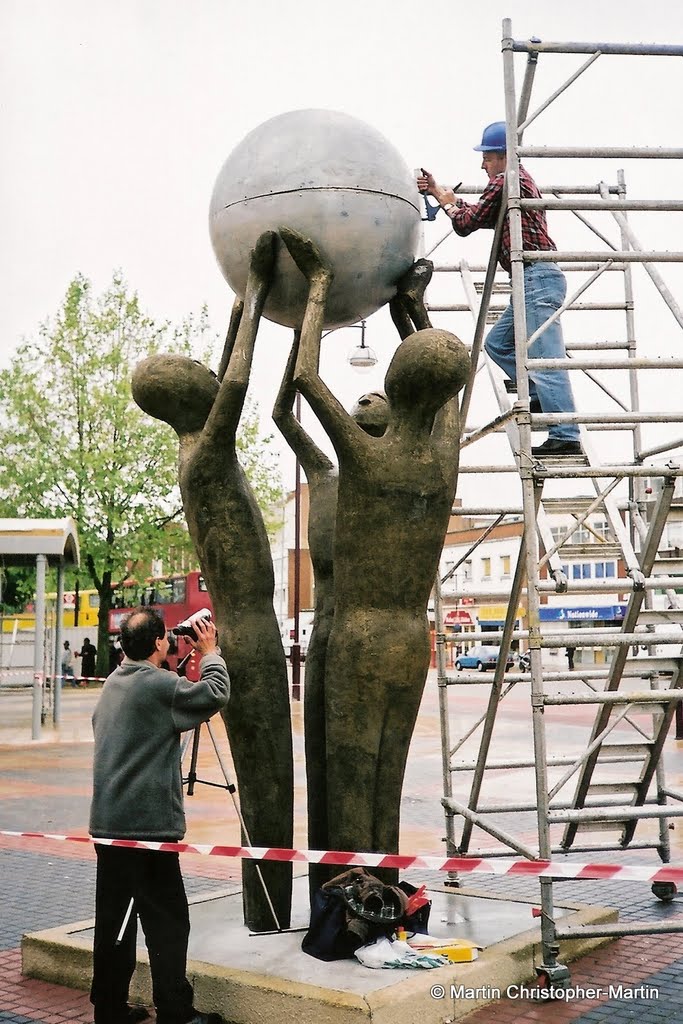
[531, 438, 583, 458]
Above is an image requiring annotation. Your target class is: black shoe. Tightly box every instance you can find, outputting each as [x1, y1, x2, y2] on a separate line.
[531, 438, 583, 458]
[125, 1009, 150, 1024]
[102, 1007, 150, 1024]
[529, 397, 542, 414]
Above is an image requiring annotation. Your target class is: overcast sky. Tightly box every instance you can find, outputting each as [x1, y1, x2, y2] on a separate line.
[2, 0, 683, 503]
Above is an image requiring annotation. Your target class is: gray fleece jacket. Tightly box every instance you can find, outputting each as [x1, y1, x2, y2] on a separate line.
[89, 653, 230, 840]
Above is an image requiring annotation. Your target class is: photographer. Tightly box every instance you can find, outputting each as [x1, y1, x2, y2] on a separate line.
[89, 608, 229, 1024]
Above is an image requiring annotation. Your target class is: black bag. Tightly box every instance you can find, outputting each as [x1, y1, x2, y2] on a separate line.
[397, 880, 431, 936]
[302, 867, 408, 961]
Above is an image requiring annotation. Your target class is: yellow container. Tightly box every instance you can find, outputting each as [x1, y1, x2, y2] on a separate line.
[429, 941, 479, 963]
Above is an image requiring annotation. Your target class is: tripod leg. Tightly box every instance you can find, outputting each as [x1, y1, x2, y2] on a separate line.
[206, 720, 282, 932]
[186, 725, 201, 796]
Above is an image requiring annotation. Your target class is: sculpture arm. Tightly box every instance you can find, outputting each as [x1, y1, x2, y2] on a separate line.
[432, 396, 462, 485]
[389, 296, 413, 341]
[293, 322, 363, 465]
[216, 299, 244, 383]
[273, 331, 335, 476]
[389, 258, 434, 341]
[204, 232, 276, 443]
[280, 225, 365, 463]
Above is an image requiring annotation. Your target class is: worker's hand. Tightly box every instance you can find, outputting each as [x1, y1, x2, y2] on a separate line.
[416, 168, 438, 196]
[191, 616, 219, 657]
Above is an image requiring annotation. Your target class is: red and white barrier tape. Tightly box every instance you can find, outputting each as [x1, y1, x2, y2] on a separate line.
[1, 829, 682, 884]
[0, 670, 107, 682]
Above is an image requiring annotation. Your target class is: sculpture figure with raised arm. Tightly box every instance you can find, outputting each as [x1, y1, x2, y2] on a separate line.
[131, 232, 293, 931]
[280, 226, 470, 870]
[274, 334, 389, 896]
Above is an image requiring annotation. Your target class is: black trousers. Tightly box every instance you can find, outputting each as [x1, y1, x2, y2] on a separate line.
[90, 844, 195, 1024]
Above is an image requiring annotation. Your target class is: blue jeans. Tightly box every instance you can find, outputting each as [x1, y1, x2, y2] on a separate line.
[484, 262, 579, 442]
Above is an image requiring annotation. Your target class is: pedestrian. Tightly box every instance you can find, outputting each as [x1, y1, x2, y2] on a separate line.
[566, 645, 576, 671]
[89, 607, 229, 1024]
[61, 640, 76, 687]
[417, 121, 582, 457]
[76, 637, 97, 685]
[108, 639, 122, 674]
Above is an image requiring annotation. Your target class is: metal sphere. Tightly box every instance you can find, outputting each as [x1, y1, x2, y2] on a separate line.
[208, 109, 422, 330]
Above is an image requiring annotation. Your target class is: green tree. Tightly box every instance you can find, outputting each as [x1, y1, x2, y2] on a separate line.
[0, 273, 281, 673]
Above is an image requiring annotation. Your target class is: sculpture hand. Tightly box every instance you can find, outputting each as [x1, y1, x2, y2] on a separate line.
[279, 227, 334, 286]
[250, 230, 279, 283]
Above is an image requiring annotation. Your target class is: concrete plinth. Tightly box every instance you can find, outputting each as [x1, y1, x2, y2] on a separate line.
[22, 875, 617, 1023]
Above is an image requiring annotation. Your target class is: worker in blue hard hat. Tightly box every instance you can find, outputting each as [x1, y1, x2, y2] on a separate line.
[417, 121, 582, 458]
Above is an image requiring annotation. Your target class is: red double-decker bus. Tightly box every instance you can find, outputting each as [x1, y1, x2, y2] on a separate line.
[109, 570, 214, 678]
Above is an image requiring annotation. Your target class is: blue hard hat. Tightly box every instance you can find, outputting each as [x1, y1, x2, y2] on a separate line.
[473, 121, 507, 152]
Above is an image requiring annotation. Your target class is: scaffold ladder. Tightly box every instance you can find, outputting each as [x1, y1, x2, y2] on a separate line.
[429, 20, 683, 982]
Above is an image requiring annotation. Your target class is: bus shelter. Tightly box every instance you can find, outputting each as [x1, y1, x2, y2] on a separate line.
[0, 518, 80, 739]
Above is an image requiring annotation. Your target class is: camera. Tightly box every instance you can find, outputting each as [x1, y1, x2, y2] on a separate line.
[167, 608, 214, 644]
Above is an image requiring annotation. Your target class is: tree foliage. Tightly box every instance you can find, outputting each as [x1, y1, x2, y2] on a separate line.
[0, 273, 281, 669]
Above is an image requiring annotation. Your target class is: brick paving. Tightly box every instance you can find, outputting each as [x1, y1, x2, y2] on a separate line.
[1, 678, 682, 1022]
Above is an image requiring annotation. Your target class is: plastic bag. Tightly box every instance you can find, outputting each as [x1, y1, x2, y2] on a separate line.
[355, 936, 450, 970]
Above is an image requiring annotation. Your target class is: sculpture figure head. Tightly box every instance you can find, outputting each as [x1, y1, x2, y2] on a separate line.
[351, 391, 389, 437]
[384, 329, 469, 421]
[132, 355, 220, 436]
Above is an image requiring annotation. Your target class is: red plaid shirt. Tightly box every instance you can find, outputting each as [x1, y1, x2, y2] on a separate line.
[450, 165, 556, 274]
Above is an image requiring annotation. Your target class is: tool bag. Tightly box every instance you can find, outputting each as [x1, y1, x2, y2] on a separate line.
[302, 867, 430, 961]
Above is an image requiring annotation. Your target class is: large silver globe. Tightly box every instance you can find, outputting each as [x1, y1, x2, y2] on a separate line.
[209, 109, 422, 330]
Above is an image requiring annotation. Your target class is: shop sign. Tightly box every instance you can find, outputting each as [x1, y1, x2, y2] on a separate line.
[539, 604, 627, 622]
[444, 610, 473, 625]
[478, 604, 525, 621]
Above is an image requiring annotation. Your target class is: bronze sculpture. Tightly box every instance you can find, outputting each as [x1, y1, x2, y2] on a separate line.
[132, 233, 293, 931]
[274, 335, 389, 896]
[280, 226, 470, 870]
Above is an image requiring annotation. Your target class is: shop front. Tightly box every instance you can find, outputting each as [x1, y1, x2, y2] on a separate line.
[539, 604, 628, 666]
[430, 608, 475, 667]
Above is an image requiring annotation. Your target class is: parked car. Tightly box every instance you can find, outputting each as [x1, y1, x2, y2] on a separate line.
[454, 645, 514, 672]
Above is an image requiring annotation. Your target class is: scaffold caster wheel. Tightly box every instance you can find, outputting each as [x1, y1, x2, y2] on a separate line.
[652, 881, 677, 902]
[536, 962, 571, 993]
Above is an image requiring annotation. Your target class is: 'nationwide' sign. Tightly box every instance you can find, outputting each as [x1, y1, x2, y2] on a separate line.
[540, 605, 627, 622]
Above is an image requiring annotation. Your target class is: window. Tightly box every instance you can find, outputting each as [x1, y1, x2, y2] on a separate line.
[595, 561, 616, 579]
[481, 557, 491, 579]
[571, 563, 592, 579]
[88, 593, 100, 608]
[593, 517, 611, 540]
[198, 576, 208, 592]
[463, 560, 472, 582]
[501, 555, 511, 577]
[172, 578, 187, 603]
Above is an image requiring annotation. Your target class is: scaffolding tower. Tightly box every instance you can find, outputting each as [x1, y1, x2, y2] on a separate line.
[430, 21, 683, 987]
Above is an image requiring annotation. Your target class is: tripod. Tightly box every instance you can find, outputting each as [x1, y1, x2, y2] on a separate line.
[181, 717, 284, 933]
